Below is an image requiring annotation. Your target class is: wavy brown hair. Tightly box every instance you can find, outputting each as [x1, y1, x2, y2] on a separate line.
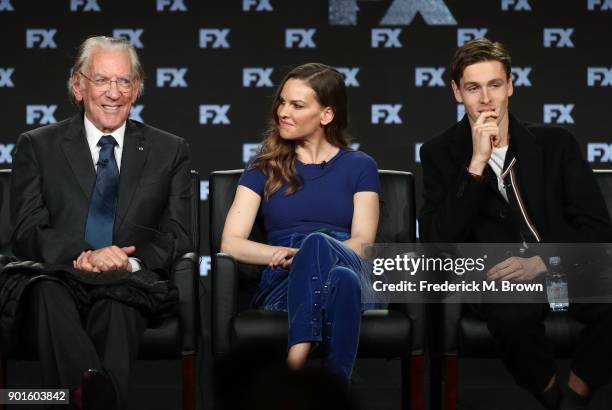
[253, 63, 350, 200]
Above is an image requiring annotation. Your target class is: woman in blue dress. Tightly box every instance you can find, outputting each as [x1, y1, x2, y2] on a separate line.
[221, 63, 380, 383]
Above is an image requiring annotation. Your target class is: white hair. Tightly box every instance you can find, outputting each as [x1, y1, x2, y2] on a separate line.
[67, 36, 145, 106]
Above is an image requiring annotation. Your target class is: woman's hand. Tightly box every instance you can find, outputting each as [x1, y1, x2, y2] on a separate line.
[269, 247, 299, 268]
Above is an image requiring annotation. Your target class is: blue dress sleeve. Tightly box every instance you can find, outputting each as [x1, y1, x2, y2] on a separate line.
[353, 152, 380, 194]
[238, 162, 267, 197]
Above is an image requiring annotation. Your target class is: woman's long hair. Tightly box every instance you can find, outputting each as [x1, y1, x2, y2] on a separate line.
[252, 63, 350, 200]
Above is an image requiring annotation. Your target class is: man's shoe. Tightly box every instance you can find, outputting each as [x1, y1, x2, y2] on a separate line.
[560, 387, 590, 410]
[537, 383, 561, 410]
[82, 369, 117, 410]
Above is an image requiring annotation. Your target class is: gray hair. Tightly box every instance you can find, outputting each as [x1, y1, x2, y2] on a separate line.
[67, 36, 145, 106]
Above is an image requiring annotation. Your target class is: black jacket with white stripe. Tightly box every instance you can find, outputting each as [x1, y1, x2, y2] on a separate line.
[419, 114, 612, 269]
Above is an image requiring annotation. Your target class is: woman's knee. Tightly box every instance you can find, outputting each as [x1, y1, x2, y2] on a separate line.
[329, 266, 360, 290]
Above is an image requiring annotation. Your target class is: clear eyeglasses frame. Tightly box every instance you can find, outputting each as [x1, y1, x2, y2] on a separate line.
[79, 71, 134, 93]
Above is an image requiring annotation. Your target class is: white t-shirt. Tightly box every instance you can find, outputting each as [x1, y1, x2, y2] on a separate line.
[488, 145, 509, 202]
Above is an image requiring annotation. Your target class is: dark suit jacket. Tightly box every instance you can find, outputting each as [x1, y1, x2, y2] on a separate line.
[10, 114, 193, 276]
[419, 114, 612, 250]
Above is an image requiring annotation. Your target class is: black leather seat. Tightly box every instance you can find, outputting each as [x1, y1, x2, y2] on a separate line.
[209, 169, 426, 410]
[0, 168, 200, 410]
[437, 169, 612, 410]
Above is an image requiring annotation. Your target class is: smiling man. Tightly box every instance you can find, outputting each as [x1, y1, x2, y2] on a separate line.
[419, 38, 612, 410]
[3, 36, 192, 410]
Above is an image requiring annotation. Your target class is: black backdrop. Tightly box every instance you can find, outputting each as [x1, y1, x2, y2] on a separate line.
[1, 0, 611, 279]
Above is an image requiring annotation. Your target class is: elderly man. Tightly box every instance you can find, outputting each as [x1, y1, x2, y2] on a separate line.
[419, 38, 612, 410]
[2, 36, 192, 410]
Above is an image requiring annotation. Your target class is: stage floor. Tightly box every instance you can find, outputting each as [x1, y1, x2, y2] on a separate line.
[6, 357, 612, 409]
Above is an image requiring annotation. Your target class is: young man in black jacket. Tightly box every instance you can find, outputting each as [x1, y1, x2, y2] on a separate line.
[419, 38, 612, 410]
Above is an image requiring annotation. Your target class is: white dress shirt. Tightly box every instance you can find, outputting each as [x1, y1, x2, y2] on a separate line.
[83, 114, 141, 272]
[488, 145, 509, 203]
[84, 114, 126, 171]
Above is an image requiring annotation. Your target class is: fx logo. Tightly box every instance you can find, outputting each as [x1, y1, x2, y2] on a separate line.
[588, 0, 612, 10]
[26, 105, 57, 125]
[457, 104, 465, 122]
[501, 0, 531, 11]
[415, 67, 445, 87]
[371, 104, 402, 124]
[156, 68, 188, 87]
[0, 144, 14, 164]
[414, 142, 423, 163]
[242, 0, 273, 11]
[113, 29, 144, 48]
[285, 29, 316, 48]
[371, 28, 402, 48]
[543, 104, 574, 124]
[129, 105, 144, 122]
[199, 29, 230, 48]
[200, 180, 209, 201]
[511, 67, 532, 87]
[457, 28, 488, 46]
[0, 68, 15, 87]
[156, 0, 187, 11]
[543, 28, 574, 48]
[587, 143, 612, 162]
[0, 0, 14, 11]
[587, 67, 612, 86]
[70, 0, 101, 11]
[200, 256, 211, 277]
[336, 67, 360, 87]
[329, 0, 456, 26]
[243, 143, 261, 163]
[242, 68, 274, 87]
[199, 105, 230, 125]
[26, 29, 57, 49]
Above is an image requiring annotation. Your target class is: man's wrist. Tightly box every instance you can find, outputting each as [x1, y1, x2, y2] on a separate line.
[468, 159, 487, 176]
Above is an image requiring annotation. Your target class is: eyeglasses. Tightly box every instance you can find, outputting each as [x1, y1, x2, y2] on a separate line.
[79, 71, 134, 92]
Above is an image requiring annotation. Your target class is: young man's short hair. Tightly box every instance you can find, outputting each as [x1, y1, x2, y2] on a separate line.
[450, 38, 512, 85]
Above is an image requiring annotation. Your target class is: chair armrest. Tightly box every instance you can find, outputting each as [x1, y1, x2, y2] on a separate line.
[388, 302, 427, 355]
[171, 252, 199, 355]
[211, 253, 239, 356]
[441, 302, 462, 356]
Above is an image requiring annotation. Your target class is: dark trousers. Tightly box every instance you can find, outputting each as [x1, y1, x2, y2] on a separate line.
[22, 279, 147, 409]
[470, 302, 612, 395]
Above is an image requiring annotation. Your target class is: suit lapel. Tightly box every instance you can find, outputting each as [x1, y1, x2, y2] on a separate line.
[450, 115, 473, 167]
[61, 114, 96, 201]
[508, 114, 547, 234]
[115, 120, 149, 232]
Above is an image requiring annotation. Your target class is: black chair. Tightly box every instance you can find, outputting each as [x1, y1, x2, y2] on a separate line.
[437, 169, 612, 410]
[209, 169, 426, 410]
[0, 169, 200, 410]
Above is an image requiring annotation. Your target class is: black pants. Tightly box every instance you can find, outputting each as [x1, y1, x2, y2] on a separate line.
[22, 279, 147, 409]
[469, 302, 612, 396]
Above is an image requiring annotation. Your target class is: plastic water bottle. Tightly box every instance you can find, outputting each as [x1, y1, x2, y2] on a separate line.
[546, 256, 569, 311]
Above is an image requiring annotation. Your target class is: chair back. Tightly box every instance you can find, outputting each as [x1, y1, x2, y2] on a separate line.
[594, 169, 612, 221]
[209, 170, 266, 255]
[189, 170, 201, 255]
[0, 169, 12, 255]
